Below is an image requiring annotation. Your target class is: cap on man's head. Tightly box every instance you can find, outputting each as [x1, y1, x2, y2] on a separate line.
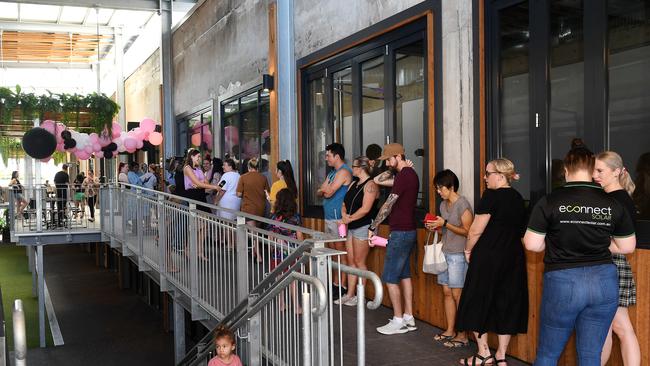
[378, 143, 405, 160]
[62, 164, 69, 169]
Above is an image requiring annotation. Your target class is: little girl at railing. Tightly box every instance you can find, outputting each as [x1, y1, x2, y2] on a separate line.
[208, 326, 242, 366]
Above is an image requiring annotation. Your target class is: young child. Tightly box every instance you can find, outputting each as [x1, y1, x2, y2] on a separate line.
[208, 326, 242, 366]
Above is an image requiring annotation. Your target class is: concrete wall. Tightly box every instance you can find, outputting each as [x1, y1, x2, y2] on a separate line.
[172, 0, 270, 115]
[125, 50, 161, 123]
[293, 0, 423, 59]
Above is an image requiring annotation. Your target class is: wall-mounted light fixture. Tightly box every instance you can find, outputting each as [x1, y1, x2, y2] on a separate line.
[262, 73, 274, 92]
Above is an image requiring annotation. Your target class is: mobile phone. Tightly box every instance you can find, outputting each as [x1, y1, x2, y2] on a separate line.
[218, 180, 226, 188]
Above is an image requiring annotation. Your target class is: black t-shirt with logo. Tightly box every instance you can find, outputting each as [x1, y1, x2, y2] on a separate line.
[527, 181, 635, 272]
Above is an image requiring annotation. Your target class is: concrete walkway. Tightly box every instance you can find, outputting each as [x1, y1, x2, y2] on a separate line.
[27, 245, 174, 366]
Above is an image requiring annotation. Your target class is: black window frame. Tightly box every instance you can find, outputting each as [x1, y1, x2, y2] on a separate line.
[300, 18, 434, 219]
[176, 104, 214, 157]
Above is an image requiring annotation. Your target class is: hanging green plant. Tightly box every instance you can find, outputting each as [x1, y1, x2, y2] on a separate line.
[19, 93, 40, 123]
[38, 91, 62, 122]
[59, 93, 85, 127]
[0, 137, 25, 166]
[85, 92, 119, 136]
[52, 151, 67, 165]
[0, 86, 18, 124]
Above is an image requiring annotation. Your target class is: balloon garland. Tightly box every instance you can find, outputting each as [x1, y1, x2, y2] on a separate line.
[30, 118, 163, 161]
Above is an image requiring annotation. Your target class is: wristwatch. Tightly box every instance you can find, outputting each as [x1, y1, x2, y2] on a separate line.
[443, 219, 448, 228]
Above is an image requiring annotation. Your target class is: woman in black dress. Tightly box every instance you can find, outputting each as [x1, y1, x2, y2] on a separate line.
[456, 158, 528, 366]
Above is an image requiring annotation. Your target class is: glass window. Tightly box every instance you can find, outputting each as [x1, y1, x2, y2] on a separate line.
[396, 40, 426, 207]
[549, 0, 585, 175]
[185, 111, 212, 159]
[498, 2, 531, 198]
[333, 68, 354, 164]
[361, 56, 386, 152]
[307, 78, 329, 207]
[221, 89, 270, 176]
[608, 0, 650, 221]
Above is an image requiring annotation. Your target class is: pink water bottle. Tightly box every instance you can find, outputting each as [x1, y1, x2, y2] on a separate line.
[338, 223, 347, 238]
[369, 235, 388, 248]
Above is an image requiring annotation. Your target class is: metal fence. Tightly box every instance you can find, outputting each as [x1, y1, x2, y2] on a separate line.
[94, 183, 384, 366]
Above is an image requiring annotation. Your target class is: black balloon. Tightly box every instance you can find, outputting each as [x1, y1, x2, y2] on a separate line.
[61, 130, 71, 140]
[64, 139, 76, 149]
[107, 142, 117, 151]
[104, 150, 113, 159]
[22, 127, 57, 159]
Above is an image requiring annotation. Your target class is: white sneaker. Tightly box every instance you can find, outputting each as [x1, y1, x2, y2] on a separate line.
[377, 318, 409, 335]
[343, 296, 357, 307]
[334, 295, 351, 305]
[404, 317, 417, 331]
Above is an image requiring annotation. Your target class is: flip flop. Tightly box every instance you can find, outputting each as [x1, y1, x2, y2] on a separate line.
[444, 339, 469, 348]
[433, 332, 455, 342]
[459, 354, 495, 366]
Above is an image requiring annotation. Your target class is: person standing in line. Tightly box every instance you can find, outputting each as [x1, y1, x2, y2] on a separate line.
[236, 158, 269, 261]
[267, 160, 298, 211]
[54, 164, 70, 227]
[207, 157, 224, 206]
[216, 159, 241, 220]
[317, 143, 353, 294]
[368, 143, 419, 335]
[118, 162, 129, 184]
[10, 171, 28, 219]
[335, 156, 379, 307]
[524, 140, 636, 366]
[72, 174, 86, 219]
[456, 158, 528, 366]
[128, 162, 143, 187]
[427, 169, 474, 348]
[83, 169, 99, 222]
[593, 151, 641, 366]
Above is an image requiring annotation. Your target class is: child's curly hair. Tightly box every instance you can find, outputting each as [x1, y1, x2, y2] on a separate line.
[214, 325, 236, 345]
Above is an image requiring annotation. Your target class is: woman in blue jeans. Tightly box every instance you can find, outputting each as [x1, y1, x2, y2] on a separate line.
[524, 139, 636, 366]
[427, 169, 473, 348]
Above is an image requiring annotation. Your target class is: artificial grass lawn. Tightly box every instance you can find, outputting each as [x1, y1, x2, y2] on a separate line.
[0, 243, 53, 349]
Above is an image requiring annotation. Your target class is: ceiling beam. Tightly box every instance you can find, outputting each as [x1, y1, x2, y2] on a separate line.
[0, 62, 92, 68]
[0, 21, 115, 35]
[10, 0, 160, 11]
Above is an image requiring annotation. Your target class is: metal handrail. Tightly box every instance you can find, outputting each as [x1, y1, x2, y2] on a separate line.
[178, 268, 327, 366]
[117, 183, 336, 240]
[332, 262, 383, 310]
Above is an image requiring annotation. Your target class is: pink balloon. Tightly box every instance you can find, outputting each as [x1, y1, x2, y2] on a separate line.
[75, 150, 90, 160]
[202, 130, 212, 144]
[56, 143, 65, 152]
[136, 139, 144, 149]
[56, 123, 66, 143]
[41, 120, 56, 135]
[124, 137, 137, 150]
[224, 125, 239, 147]
[139, 118, 156, 133]
[89, 133, 99, 144]
[126, 147, 137, 154]
[111, 122, 122, 138]
[94, 151, 104, 158]
[191, 133, 201, 146]
[98, 135, 112, 147]
[84, 145, 93, 154]
[148, 132, 163, 146]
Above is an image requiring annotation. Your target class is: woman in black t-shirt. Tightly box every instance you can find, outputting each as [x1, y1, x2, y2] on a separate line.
[524, 141, 636, 366]
[337, 156, 379, 307]
[593, 151, 640, 366]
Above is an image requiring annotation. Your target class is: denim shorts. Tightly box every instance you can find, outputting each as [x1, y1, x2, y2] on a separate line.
[381, 230, 416, 284]
[348, 225, 369, 240]
[436, 252, 468, 288]
[324, 219, 338, 236]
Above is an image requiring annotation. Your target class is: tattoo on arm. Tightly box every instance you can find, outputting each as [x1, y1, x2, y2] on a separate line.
[376, 171, 393, 182]
[371, 193, 399, 229]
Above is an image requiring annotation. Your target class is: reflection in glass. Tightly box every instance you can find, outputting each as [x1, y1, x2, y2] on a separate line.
[499, 2, 531, 199]
[608, 0, 650, 219]
[223, 100, 240, 162]
[333, 68, 353, 164]
[260, 91, 271, 182]
[396, 40, 425, 207]
[240, 92, 259, 173]
[550, 0, 585, 162]
[308, 78, 329, 206]
[361, 56, 386, 152]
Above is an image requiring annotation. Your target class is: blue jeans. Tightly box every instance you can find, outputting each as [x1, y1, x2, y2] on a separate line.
[436, 252, 468, 288]
[534, 264, 618, 366]
[381, 230, 416, 284]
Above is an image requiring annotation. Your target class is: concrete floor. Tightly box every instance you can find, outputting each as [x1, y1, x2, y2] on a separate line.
[27, 245, 174, 366]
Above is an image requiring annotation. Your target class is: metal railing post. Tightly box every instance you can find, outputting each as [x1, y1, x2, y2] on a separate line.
[309, 242, 333, 366]
[302, 290, 313, 366]
[357, 281, 366, 366]
[157, 195, 167, 274]
[235, 215, 249, 303]
[13, 300, 26, 366]
[247, 294, 261, 366]
[120, 187, 127, 242]
[189, 203, 204, 319]
[136, 188, 143, 257]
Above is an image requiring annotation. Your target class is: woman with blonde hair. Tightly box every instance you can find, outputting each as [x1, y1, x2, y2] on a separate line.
[593, 151, 640, 366]
[456, 158, 529, 366]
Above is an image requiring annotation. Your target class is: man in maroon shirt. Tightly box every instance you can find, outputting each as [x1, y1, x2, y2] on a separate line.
[368, 143, 419, 335]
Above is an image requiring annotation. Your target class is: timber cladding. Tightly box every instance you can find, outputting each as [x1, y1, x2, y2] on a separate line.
[303, 218, 650, 365]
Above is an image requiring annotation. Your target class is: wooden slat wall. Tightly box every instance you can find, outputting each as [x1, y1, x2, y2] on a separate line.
[303, 218, 649, 365]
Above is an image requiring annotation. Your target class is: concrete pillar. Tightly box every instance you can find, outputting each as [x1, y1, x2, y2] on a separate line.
[160, 0, 175, 160]
[277, 0, 298, 173]
[441, 1, 475, 203]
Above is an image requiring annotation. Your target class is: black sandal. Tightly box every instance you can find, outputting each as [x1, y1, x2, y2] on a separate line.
[460, 354, 495, 366]
[496, 359, 507, 365]
[433, 332, 455, 342]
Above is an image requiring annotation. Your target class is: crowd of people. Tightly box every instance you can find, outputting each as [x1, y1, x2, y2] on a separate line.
[122, 139, 639, 366]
